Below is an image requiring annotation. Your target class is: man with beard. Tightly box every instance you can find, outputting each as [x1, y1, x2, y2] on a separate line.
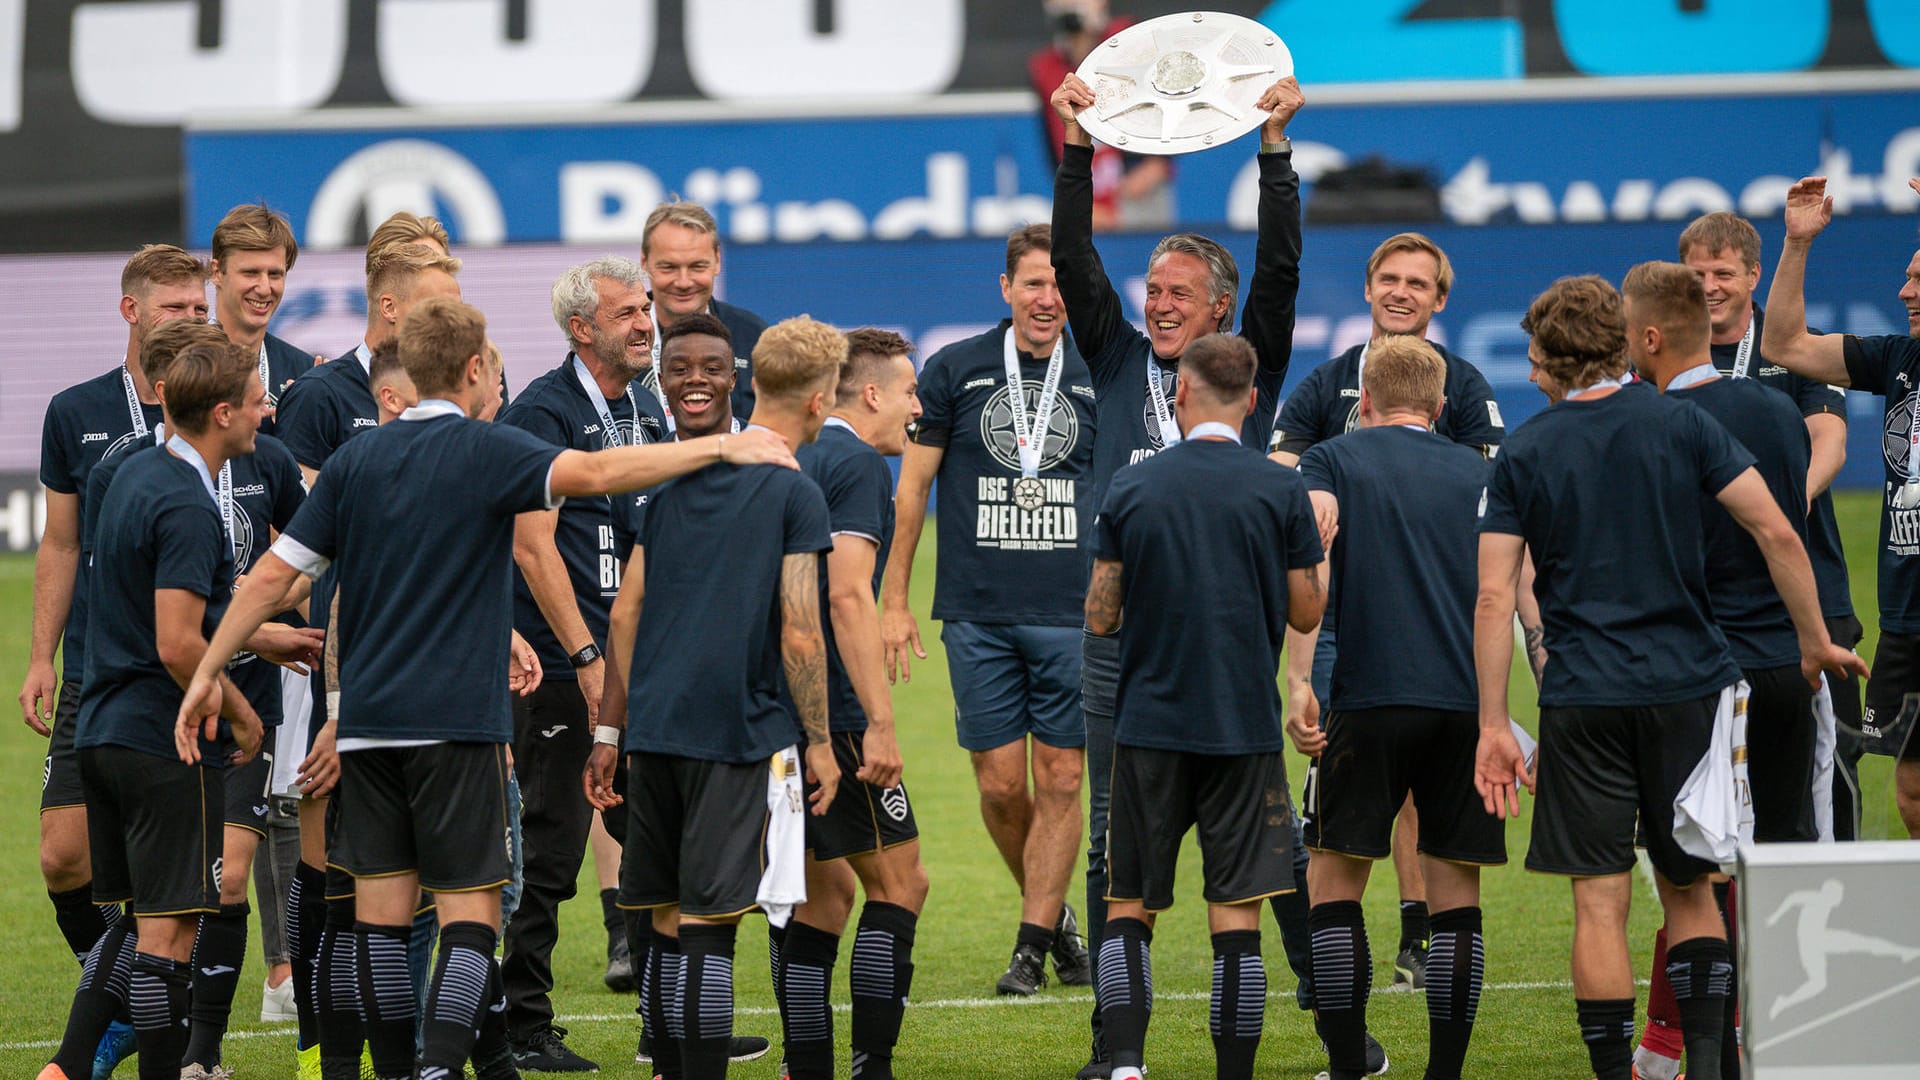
[497, 257, 669, 1071]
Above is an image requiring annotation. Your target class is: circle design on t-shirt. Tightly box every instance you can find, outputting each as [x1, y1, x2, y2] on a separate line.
[980, 379, 1081, 472]
[102, 430, 145, 462]
[1882, 390, 1918, 478]
[602, 417, 647, 449]
[229, 504, 256, 574]
[1140, 366, 1178, 450]
[1344, 398, 1362, 435]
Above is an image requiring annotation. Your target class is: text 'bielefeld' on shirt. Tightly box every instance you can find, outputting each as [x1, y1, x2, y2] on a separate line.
[1843, 332, 1920, 634]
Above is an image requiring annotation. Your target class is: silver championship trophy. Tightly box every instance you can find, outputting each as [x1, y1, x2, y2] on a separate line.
[1073, 11, 1293, 156]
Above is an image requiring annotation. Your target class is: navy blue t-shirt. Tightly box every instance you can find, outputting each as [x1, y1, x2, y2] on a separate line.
[500, 355, 669, 679]
[79, 446, 235, 763]
[1479, 382, 1752, 705]
[1716, 307, 1851, 619]
[1273, 342, 1506, 458]
[713, 298, 766, 422]
[1843, 332, 1920, 634]
[624, 462, 832, 763]
[788, 421, 895, 735]
[281, 409, 562, 743]
[86, 433, 305, 725]
[910, 321, 1097, 625]
[40, 367, 167, 686]
[274, 346, 378, 470]
[1299, 426, 1488, 713]
[1094, 438, 1323, 753]
[258, 331, 317, 438]
[1672, 375, 1810, 670]
[1052, 143, 1302, 512]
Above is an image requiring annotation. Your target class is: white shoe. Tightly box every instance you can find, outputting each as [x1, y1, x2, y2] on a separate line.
[260, 974, 298, 1022]
[180, 1064, 235, 1079]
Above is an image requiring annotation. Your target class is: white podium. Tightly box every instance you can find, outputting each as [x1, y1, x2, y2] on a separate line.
[1739, 841, 1920, 1078]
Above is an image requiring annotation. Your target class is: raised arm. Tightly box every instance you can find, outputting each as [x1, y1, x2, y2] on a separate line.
[781, 551, 839, 814]
[547, 427, 796, 499]
[20, 489, 79, 735]
[879, 441, 941, 683]
[827, 534, 900, 788]
[1049, 74, 1145, 375]
[1238, 79, 1306, 392]
[1760, 177, 1852, 386]
[1713, 467, 1869, 687]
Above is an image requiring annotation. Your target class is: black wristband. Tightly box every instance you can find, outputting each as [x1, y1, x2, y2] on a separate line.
[569, 643, 603, 669]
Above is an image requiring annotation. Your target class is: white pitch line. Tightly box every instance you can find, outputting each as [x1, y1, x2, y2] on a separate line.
[0, 978, 1638, 1052]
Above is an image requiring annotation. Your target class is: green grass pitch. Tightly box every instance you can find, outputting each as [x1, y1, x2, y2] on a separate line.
[0, 495, 1906, 1077]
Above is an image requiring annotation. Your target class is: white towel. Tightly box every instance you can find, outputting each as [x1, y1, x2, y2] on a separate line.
[757, 746, 807, 928]
[271, 667, 314, 798]
[1674, 681, 1753, 869]
[1811, 675, 1838, 842]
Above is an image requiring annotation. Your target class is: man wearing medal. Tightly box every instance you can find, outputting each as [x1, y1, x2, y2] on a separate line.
[882, 225, 1099, 997]
[496, 256, 668, 1072]
[640, 200, 768, 429]
[1761, 175, 1920, 839]
[1049, 69, 1317, 1077]
[207, 202, 317, 437]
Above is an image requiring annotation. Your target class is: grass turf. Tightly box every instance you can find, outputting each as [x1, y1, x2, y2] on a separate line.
[0, 493, 1906, 1077]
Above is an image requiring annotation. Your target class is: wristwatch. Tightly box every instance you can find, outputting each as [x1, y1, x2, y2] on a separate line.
[569, 643, 603, 669]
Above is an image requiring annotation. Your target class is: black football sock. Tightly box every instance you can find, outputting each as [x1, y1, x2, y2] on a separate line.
[1209, 929, 1264, 1080]
[418, 921, 496, 1075]
[678, 922, 737, 1080]
[778, 921, 841, 1080]
[48, 916, 135, 1079]
[49, 883, 109, 962]
[849, 901, 917, 1080]
[288, 861, 328, 1051]
[1715, 881, 1741, 1080]
[1423, 906, 1484, 1080]
[1310, 900, 1371, 1080]
[183, 901, 249, 1067]
[1096, 917, 1154, 1075]
[317, 896, 366, 1080]
[1017, 920, 1057, 955]
[767, 919, 788, 1018]
[470, 952, 515, 1079]
[354, 921, 416, 1080]
[1399, 899, 1431, 954]
[128, 951, 191, 1080]
[1666, 936, 1732, 1080]
[648, 928, 685, 1080]
[622, 907, 648, 1014]
[1577, 997, 1636, 1080]
[600, 887, 622, 950]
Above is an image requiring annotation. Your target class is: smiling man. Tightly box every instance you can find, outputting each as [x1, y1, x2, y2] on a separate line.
[1049, 71, 1308, 1079]
[209, 203, 317, 436]
[640, 201, 768, 425]
[881, 225, 1097, 999]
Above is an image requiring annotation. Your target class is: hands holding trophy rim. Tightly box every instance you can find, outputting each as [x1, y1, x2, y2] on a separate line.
[1051, 11, 1300, 156]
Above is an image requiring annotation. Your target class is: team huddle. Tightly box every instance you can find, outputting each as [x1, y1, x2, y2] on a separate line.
[22, 72, 1920, 1080]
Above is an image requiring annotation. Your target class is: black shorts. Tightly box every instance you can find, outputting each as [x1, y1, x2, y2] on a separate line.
[1305, 706, 1506, 866]
[1105, 745, 1294, 911]
[1528, 695, 1722, 887]
[321, 792, 356, 901]
[1743, 665, 1817, 843]
[1863, 632, 1920, 760]
[40, 680, 85, 812]
[223, 728, 278, 837]
[619, 752, 770, 918]
[80, 745, 222, 916]
[329, 742, 512, 893]
[806, 732, 920, 862]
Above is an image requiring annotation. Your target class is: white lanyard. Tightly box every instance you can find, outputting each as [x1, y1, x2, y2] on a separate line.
[1669, 363, 1719, 391]
[1354, 340, 1370, 387]
[572, 354, 639, 448]
[1907, 390, 1920, 486]
[122, 365, 149, 438]
[641, 344, 674, 435]
[1146, 356, 1181, 448]
[218, 461, 236, 557]
[1002, 328, 1065, 479]
[257, 342, 273, 397]
[1729, 317, 1756, 379]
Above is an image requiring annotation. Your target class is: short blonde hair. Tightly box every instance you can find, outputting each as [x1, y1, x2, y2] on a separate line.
[1677, 212, 1761, 270]
[752, 316, 848, 402]
[1521, 275, 1630, 389]
[1622, 261, 1711, 354]
[1365, 232, 1453, 299]
[367, 212, 451, 270]
[642, 199, 719, 256]
[121, 244, 208, 299]
[1361, 335, 1446, 415]
[366, 243, 463, 308]
[141, 319, 229, 386]
[398, 297, 487, 399]
[211, 202, 299, 270]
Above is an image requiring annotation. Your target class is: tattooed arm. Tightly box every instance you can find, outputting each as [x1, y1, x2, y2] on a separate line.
[1084, 559, 1124, 637]
[1517, 547, 1547, 686]
[781, 552, 839, 814]
[1285, 559, 1326, 635]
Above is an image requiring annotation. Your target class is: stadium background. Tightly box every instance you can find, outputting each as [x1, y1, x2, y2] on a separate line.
[2, 2, 1918, 1076]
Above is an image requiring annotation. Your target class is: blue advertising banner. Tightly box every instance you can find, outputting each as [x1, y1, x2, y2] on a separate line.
[185, 83, 1920, 249]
